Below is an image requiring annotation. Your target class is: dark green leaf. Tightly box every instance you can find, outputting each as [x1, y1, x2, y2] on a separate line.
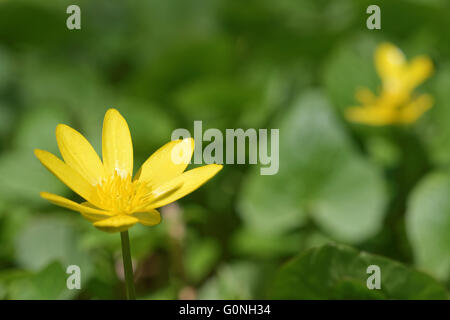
[271, 244, 448, 299]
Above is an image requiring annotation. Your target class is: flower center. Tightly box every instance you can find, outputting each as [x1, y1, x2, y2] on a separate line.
[95, 171, 151, 214]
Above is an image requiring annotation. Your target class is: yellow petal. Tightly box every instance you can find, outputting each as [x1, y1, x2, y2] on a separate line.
[79, 202, 113, 222]
[40, 192, 112, 222]
[102, 109, 133, 179]
[147, 164, 223, 209]
[375, 43, 405, 79]
[56, 124, 105, 185]
[35, 149, 100, 206]
[399, 94, 433, 124]
[131, 210, 161, 226]
[404, 56, 433, 90]
[345, 105, 396, 126]
[144, 180, 183, 205]
[134, 138, 194, 186]
[93, 215, 138, 233]
[355, 88, 377, 105]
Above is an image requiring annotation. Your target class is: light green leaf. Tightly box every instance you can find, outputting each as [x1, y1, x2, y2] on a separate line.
[313, 157, 386, 241]
[13, 105, 70, 154]
[14, 216, 93, 283]
[7, 262, 74, 300]
[421, 64, 450, 166]
[406, 172, 450, 281]
[238, 90, 387, 242]
[197, 262, 260, 300]
[0, 150, 67, 204]
[238, 166, 304, 236]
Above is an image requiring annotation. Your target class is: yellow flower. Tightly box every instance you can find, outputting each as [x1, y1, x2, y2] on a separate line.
[35, 108, 223, 233]
[346, 43, 434, 126]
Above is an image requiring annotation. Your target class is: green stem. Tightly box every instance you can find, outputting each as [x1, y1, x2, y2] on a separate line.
[120, 231, 136, 300]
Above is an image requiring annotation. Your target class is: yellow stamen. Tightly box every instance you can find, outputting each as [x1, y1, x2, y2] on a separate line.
[95, 171, 152, 214]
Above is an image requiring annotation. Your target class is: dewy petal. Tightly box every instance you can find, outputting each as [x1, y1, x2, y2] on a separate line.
[375, 42, 405, 80]
[147, 164, 223, 209]
[134, 138, 194, 186]
[93, 215, 138, 233]
[35, 149, 101, 206]
[40, 192, 112, 221]
[56, 124, 105, 185]
[131, 210, 161, 226]
[102, 109, 133, 179]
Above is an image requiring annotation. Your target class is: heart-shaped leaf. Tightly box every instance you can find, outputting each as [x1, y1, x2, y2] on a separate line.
[238, 90, 387, 242]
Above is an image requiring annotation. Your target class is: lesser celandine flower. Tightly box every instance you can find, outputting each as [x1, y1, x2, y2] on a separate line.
[34, 108, 222, 299]
[346, 43, 434, 126]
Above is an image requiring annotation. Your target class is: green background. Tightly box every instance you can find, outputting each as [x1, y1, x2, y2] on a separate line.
[0, 0, 449, 299]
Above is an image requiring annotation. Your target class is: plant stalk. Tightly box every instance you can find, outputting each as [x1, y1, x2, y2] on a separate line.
[120, 231, 136, 300]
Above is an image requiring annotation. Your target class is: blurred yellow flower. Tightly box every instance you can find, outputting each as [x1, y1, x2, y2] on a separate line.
[346, 43, 434, 126]
[35, 109, 222, 233]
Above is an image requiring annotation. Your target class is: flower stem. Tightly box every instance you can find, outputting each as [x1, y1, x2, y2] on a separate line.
[120, 231, 136, 300]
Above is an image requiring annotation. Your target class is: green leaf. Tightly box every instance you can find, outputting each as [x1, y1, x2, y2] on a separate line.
[322, 35, 380, 112]
[0, 150, 67, 204]
[421, 64, 450, 166]
[13, 105, 70, 154]
[197, 262, 261, 300]
[312, 156, 386, 241]
[185, 237, 220, 284]
[7, 262, 74, 300]
[238, 166, 305, 236]
[238, 90, 387, 242]
[0, 205, 30, 261]
[270, 244, 448, 299]
[14, 216, 94, 283]
[231, 227, 304, 259]
[406, 172, 450, 281]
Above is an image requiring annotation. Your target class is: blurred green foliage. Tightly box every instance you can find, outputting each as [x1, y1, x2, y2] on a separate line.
[271, 244, 448, 299]
[0, 0, 449, 299]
